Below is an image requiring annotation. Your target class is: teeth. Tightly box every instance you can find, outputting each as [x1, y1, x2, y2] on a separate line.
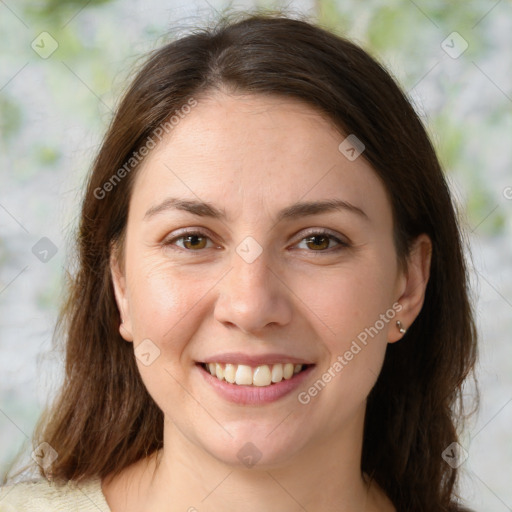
[204, 362, 305, 386]
[235, 365, 253, 385]
[253, 365, 272, 386]
[224, 363, 236, 383]
[271, 363, 283, 383]
[283, 363, 294, 380]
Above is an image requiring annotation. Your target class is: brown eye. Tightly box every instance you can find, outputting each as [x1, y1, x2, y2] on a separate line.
[165, 231, 215, 251]
[295, 231, 347, 253]
[181, 234, 208, 250]
[304, 234, 331, 251]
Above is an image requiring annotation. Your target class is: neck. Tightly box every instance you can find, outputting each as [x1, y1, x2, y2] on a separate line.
[137, 411, 381, 512]
[102, 406, 394, 512]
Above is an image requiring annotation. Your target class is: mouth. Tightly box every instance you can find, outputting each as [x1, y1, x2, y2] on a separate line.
[198, 361, 312, 387]
[195, 360, 315, 405]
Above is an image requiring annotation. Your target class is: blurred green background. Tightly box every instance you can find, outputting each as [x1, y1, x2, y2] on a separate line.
[1, 0, 511, 509]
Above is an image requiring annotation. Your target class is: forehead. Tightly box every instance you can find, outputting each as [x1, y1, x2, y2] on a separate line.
[130, 93, 391, 226]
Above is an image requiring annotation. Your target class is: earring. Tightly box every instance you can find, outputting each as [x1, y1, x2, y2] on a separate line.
[396, 320, 407, 334]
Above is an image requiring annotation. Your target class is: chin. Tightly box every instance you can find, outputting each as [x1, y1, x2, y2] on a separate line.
[198, 429, 308, 470]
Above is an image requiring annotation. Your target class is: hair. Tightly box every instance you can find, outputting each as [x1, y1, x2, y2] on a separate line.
[3, 10, 478, 512]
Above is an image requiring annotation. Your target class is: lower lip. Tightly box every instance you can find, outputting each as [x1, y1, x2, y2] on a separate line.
[196, 363, 315, 405]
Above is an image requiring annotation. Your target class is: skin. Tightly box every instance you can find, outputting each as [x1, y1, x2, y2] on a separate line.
[106, 92, 432, 512]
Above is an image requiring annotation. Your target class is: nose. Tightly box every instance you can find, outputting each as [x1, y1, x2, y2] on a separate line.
[213, 250, 293, 334]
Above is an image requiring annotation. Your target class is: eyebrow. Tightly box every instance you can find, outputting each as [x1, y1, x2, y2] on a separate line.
[143, 197, 369, 223]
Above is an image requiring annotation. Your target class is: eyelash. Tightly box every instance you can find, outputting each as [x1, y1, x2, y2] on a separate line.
[163, 228, 349, 254]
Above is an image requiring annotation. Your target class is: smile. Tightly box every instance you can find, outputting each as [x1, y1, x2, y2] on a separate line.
[201, 362, 310, 386]
[196, 361, 315, 405]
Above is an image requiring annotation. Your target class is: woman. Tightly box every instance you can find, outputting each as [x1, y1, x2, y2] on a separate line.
[0, 11, 478, 512]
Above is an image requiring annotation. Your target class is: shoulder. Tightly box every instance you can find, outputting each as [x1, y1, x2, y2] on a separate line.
[0, 477, 111, 512]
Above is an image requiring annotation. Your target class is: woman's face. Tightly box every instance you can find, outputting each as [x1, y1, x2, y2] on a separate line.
[112, 93, 425, 468]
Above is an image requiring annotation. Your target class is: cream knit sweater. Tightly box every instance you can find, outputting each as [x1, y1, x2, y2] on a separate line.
[0, 477, 111, 512]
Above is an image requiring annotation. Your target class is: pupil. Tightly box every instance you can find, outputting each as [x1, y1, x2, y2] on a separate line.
[308, 235, 328, 250]
[186, 235, 204, 248]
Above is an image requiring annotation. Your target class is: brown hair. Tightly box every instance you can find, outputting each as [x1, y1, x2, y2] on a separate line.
[4, 11, 478, 511]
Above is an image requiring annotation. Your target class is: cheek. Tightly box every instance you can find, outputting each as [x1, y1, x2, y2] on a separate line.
[126, 257, 209, 347]
[296, 261, 397, 344]
[293, 249, 398, 406]
[125, 260, 212, 414]
[295, 266, 396, 424]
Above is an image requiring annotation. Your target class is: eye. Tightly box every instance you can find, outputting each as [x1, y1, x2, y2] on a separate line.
[164, 230, 216, 251]
[164, 229, 348, 254]
[295, 230, 347, 252]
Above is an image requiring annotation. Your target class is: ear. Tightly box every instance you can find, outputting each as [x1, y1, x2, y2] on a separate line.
[110, 249, 134, 342]
[389, 233, 432, 343]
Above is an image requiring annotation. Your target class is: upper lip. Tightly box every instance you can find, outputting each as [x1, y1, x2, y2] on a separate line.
[198, 352, 315, 366]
